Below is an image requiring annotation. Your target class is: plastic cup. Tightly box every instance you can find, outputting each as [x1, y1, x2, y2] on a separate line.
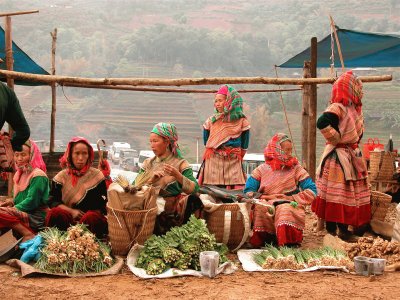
[199, 251, 220, 278]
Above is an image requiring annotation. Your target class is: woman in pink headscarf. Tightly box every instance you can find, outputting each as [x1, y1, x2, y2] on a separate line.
[45, 137, 108, 238]
[0, 139, 49, 241]
[198, 85, 250, 189]
[244, 133, 317, 247]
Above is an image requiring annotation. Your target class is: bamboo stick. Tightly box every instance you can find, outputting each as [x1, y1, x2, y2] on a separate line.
[329, 15, 345, 72]
[0, 10, 39, 17]
[302, 61, 311, 170]
[61, 83, 302, 93]
[50, 28, 57, 153]
[0, 69, 392, 86]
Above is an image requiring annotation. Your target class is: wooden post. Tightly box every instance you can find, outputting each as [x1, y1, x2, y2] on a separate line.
[50, 28, 57, 153]
[302, 61, 311, 170]
[5, 16, 14, 196]
[308, 37, 318, 181]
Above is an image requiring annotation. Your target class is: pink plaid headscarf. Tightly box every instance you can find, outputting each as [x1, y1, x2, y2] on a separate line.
[264, 133, 298, 171]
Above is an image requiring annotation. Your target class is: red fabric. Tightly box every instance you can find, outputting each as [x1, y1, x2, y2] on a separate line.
[0, 212, 21, 228]
[275, 225, 303, 246]
[80, 210, 108, 238]
[264, 133, 298, 171]
[217, 85, 228, 95]
[45, 207, 74, 231]
[331, 70, 363, 113]
[59, 136, 94, 187]
[45, 207, 107, 238]
[312, 196, 371, 227]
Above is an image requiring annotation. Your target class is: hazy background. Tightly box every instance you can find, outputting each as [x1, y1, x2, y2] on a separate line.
[2, 0, 400, 162]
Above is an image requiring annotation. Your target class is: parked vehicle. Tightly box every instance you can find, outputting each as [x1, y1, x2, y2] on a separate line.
[242, 153, 264, 176]
[111, 142, 131, 164]
[119, 149, 139, 172]
[137, 150, 155, 168]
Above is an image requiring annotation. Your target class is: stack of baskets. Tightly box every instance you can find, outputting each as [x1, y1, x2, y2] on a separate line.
[370, 190, 392, 221]
[202, 200, 250, 252]
[369, 151, 396, 181]
[106, 184, 158, 256]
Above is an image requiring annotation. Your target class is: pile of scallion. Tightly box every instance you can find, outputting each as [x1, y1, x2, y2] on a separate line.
[253, 245, 353, 270]
[35, 224, 114, 274]
[136, 215, 229, 275]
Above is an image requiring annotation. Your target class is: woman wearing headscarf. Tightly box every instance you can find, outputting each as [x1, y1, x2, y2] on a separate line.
[197, 85, 250, 189]
[134, 123, 202, 234]
[244, 133, 317, 247]
[0, 140, 49, 241]
[45, 137, 108, 238]
[312, 71, 370, 241]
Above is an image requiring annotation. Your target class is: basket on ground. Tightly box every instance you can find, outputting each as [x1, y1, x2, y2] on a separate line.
[370, 190, 392, 222]
[106, 185, 158, 256]
[203, 202, 250, 252]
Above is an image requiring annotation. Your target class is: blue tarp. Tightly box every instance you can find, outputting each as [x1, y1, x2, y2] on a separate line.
[279, 27, 400, 68]
[0, 26, 49, 85]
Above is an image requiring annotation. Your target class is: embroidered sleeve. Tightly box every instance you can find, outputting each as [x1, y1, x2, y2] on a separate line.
[14, 176, 49, 212]
[181, 167, 199, 194]
[244, 176, 260, 194]
[292, 177, 317, 206]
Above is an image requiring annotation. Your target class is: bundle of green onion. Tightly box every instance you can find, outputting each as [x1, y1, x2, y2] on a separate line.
[136, 215, 229, 275]
[253, 245, 353, 270]
[35, 224, 114, 274]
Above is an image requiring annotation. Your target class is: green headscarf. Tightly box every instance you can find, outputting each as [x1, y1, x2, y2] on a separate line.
[211, 84, 246, 123]
[151, 122, 183, 158]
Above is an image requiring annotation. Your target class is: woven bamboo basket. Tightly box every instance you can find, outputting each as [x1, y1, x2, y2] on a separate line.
[369, 151, 396, 181]
[107, 204, 157, 256]
[370, 190, 392, 221]
[204, 203, 250, 252]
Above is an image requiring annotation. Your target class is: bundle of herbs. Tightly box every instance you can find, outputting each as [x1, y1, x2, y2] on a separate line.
[253, 245, 353, 270]
[136, 215, 229, 275]
[35, 224, 114, 274]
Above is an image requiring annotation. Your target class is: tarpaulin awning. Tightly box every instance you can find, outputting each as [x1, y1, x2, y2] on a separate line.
[0, 26, 49, 85]
[279, 27, 400, 68]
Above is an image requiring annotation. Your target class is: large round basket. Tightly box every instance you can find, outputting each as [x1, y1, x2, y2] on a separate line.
[107, 204, 157, 256]
[370, 190, 392, 222]
[203, 202, 250, 252]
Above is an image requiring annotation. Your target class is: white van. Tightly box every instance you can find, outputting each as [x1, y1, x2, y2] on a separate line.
[138, 150, 155, 168]
[111, 142, 131, 164]
[242, 153, 264, 176]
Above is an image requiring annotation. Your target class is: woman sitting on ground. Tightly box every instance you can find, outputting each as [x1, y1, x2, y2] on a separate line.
[0, 140, 49, 241]
[45, 137, 108, 238]
[244, 133, 317, 247]
[133, 123, 202, 234]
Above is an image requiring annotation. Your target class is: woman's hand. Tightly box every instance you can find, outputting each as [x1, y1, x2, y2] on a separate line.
[0, 198, 14, 207]
[163, 164, 180, 179]
[70, 209, 84, 221]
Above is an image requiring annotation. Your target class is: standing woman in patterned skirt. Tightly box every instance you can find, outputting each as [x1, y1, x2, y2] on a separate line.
[312, 71, 371, 241]
[197, 85, 250, 190]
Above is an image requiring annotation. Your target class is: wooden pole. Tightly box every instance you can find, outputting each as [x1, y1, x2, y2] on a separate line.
[329, 15, 345, 72]
[308, 37, 318, 181]
[61, 83, 302, 93]
[0, 69, 392, 86]
[50, 28, 57, 153]
[4, 16, 14, 196]
[302, 61, 311, 170]
[0, 10, 39, 18]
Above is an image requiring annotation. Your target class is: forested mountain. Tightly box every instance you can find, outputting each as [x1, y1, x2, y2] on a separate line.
[2, 0, 400, 160]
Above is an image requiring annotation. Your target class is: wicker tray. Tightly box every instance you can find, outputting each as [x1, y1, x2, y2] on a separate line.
[370, 190, 392, 222]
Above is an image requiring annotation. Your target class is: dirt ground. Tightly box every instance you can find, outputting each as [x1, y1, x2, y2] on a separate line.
[0, 206, 399, 300]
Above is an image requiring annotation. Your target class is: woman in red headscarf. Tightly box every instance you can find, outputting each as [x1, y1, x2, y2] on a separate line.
[244, 133, 317, 247]
[312, 71, 370, 241]
[0, 139, 49, 241]
[45, 137, 108, 238]
[197, 84, 250, 190]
